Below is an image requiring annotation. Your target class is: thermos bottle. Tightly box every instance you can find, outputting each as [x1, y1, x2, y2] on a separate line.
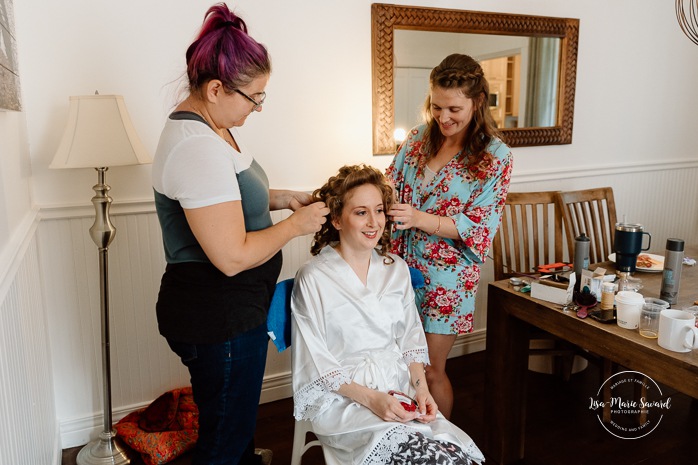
[573, 233, 590, 292]
[660, 238, 685, 305]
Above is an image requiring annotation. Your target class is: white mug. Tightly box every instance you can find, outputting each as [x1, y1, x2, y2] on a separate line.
[658, 309, 698, 353]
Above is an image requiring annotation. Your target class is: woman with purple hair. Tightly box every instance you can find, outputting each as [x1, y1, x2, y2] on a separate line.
[152, 4, 328, 464]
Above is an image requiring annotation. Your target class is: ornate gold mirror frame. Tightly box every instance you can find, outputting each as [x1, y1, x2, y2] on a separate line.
[371, 3, 580, 155]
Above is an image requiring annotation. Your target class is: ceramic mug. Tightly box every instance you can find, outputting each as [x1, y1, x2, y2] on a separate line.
[658, 309, 698, 352]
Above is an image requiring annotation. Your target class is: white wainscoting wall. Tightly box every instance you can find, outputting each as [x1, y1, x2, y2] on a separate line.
[0, 213, 60, 465]
[3, 161, 694, 449]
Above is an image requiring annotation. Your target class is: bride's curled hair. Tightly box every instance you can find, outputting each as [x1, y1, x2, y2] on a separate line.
[310, 164, 394, 261]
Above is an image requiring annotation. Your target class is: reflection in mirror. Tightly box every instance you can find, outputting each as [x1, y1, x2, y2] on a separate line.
[394, 30, 561, 136]
[371, 4, 580, 154]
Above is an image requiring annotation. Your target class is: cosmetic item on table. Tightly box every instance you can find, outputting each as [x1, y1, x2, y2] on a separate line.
[579, 267, 610, 302]
[574, 290, 597, 319]
[617, 271, 630, 292]
[530, 273, 575, 305]
[573, 233, 590, 293]
[615, 291, 644, 329]
[660, 238, 685, 305]
[599, 282, 615, 308]
[599, 281, 615, 320]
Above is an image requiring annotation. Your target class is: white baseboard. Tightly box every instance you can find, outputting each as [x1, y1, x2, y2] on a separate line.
[449, 328, 487, 358]
[60, 402, 149, 449]
[259, 370, 294, 405]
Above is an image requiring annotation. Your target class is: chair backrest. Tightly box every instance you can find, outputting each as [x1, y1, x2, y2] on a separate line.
[267, 278, 294, 352]
[268, 267, 425, 353]
[493, 191, 565, 281]
[555, 187, 617, 265]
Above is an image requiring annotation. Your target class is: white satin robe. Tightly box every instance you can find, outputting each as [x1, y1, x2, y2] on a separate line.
[291, 246, 484, 465]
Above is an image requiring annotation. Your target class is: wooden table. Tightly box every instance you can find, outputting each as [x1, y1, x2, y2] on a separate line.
[484, 248, 698, 465]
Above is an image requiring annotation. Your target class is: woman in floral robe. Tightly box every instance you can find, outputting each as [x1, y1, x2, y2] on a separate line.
[386, 54, 513, 418]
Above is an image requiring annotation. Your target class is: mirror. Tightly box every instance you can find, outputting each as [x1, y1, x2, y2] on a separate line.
[371, 4, 580, 155]
[394, 31, 562, 132]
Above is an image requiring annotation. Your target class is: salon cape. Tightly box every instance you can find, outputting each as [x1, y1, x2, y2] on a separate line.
[291, 246, 484, 465]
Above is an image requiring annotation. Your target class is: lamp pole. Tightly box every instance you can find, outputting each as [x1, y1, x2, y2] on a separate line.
[77, 167, 132, 465]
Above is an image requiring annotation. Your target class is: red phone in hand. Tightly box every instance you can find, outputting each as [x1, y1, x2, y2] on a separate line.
[388, 390, 418, 412]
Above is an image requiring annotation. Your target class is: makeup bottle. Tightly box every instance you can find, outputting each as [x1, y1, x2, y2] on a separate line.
[573, 233, 590, 293]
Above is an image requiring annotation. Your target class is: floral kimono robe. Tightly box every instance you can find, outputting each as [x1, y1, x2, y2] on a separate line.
[291, 246, 484, 465]
[386, 124, 513, 335]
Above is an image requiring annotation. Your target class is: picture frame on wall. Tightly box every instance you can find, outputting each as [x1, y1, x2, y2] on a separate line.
[0, 0, 21, 111]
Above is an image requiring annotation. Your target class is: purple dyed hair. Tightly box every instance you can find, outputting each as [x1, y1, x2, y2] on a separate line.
[185, 3, 271, 93]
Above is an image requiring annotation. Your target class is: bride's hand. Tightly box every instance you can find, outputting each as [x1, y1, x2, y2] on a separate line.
[414, 390, 438, 423]
[367, 391, 418, 423]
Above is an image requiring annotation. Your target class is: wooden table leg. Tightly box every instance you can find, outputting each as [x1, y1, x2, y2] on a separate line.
[602, 358, 612, 423]
[484, 285, 531, 465]
[635, 376, 648, 425]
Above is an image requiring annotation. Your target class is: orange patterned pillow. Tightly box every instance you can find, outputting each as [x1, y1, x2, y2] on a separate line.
[115, 387, 198, 465]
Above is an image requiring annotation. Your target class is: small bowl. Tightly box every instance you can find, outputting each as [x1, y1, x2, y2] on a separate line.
[509, 277, 523, 286]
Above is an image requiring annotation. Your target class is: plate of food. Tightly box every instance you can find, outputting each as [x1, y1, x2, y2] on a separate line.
[608, 253, 664, 272]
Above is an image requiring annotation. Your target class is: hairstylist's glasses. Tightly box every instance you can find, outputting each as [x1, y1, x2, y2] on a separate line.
[234, 89, 265, 111]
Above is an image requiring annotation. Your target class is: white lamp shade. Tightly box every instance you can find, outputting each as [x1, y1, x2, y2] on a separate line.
[50, 94, 151, 169]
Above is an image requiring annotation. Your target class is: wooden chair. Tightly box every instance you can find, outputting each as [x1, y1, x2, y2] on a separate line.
[555, 187, 620, 423]
[493, 191, 579, 379]
[494, 191, 564, 281]
[554, 187, 617, 265]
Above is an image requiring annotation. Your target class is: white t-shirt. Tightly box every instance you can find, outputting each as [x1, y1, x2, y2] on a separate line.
[152, 114, 253, 208]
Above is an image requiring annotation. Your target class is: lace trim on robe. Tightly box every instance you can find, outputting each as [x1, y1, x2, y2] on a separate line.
[293, 368, 352, 421]
[364, 425, 485, 465]
[402, 348, 430, 366]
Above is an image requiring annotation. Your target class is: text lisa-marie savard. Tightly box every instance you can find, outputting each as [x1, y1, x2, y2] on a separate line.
[589, 397, 671, 411]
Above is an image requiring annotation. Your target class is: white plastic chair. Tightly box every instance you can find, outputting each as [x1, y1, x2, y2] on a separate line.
[267, 279, 322, 464]
[278, 268, 426, 465]
[290, 419, 322, 465]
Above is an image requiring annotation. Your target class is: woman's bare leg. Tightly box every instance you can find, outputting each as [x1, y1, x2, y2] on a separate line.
[424, 333, 457, 419]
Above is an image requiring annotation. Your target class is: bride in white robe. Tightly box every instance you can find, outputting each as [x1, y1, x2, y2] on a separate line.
[291, 165, 485, 465]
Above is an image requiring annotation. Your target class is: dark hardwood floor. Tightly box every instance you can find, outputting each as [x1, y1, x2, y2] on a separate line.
[62, 351, 698, 464]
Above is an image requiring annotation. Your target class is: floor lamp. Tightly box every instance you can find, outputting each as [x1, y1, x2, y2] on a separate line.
[50, 94, 151, 465]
